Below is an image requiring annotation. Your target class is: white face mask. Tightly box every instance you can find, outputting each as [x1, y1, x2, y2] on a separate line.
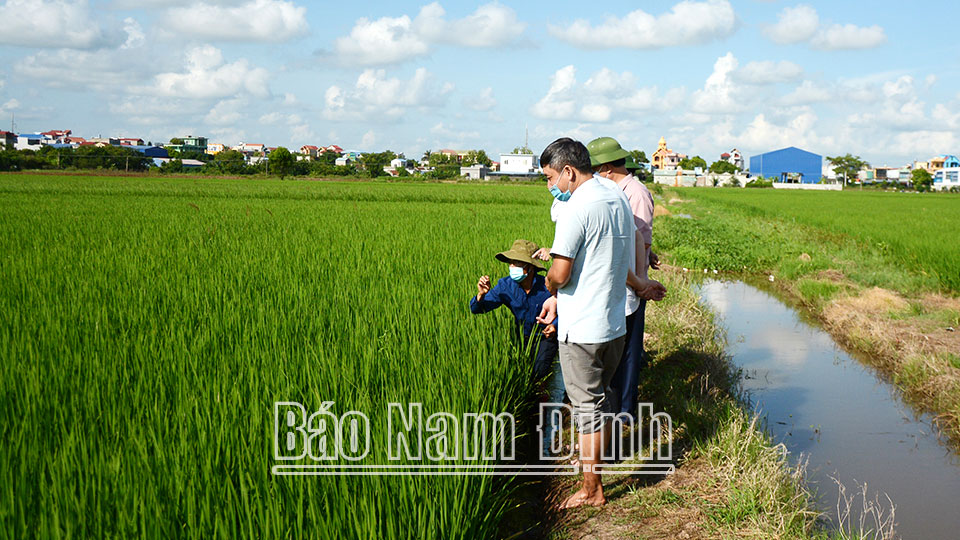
[509, 266, 527, 282]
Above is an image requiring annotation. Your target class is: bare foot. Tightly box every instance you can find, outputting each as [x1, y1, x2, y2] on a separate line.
[559, 488, 606, 509]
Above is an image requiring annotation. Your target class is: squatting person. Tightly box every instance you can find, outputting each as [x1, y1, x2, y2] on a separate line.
[470, 239, 558, 382]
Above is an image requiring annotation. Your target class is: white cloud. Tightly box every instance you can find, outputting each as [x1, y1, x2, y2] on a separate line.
[548, 0, 736, 49]
[532, 65, 666, 121]
[361, 130, 377, 148]
[414, 2, 525, 47]
[734, 60, 803, 85]
[15, 48, 151, 89]
[765, 5, 886, 50]
[580, 104, 612, 123]
[323, 68, 453, 121]
[139, 45, 270, 99]
[1, 99, 21, 113]
[463, 87, 496, 112]
[811, 23, 886, 50]
[764, 5, 819, 44]
[282, 92, 298, 106]
[205, 98, 247, 125]
[162, 0, 308, 42]
[692, 52, 745, 113]
[333, 15, 428, 66]
[531, 65, 578, 120]
[430, 122, 480, 144]
[122, 18, 146, 49]
[0, 0, 126, 49]
[780, 80, 833, 105]
[333, 2, 526, 65]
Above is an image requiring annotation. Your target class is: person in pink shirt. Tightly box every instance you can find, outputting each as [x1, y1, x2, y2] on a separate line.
[587, 137, 660, 421]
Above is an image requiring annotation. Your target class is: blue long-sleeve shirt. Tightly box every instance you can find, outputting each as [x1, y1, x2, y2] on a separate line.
[469, 274, 556, 336]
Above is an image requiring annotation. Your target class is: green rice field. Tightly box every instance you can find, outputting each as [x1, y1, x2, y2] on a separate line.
[655, 188, 960, 292]
[0, 174, 559, 538]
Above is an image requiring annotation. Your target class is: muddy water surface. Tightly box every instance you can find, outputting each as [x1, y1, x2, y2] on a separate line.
[699, 280, 960, 539]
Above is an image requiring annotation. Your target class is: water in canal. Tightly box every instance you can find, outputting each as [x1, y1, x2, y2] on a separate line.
[699, 280, 960, 539]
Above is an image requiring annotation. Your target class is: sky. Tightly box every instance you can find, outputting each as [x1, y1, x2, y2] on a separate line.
[1, 0, 958, 167]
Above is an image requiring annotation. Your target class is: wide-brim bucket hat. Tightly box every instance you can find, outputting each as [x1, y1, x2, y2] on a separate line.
[587, 136, 631, 168]
[495, 239, 547, 271]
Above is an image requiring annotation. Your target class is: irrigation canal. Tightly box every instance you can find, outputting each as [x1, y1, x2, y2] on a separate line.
[698, 280, 960, 539]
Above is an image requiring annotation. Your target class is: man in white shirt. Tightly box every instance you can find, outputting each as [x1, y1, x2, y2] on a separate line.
[536, 137, 664, 509]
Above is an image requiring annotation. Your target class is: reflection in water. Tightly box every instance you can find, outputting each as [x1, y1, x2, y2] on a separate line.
[699, 280, 960, 540]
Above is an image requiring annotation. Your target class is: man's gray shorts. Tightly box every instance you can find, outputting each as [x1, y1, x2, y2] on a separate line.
[558, 336, 625, 435]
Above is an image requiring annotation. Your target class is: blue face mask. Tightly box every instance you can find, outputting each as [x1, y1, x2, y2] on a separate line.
[549, 184, 572, 202]
[509, 266, 527, 282]
[549, 169, 572, 201]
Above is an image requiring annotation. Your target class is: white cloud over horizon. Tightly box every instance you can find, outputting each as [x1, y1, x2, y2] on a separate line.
[765, 4, 886, 50]
[548, 0, 737, 49]
[332, 2, 526, 65]
[161, 0, 309, 42]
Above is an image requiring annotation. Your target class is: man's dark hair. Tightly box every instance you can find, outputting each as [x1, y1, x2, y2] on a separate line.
[539, 138, 593, 175]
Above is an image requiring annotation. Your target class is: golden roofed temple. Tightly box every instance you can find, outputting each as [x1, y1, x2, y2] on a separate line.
[651, 136, 686, 170]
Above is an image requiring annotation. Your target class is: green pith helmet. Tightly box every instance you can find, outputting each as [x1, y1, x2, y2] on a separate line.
[624, 156, 640, 172]
[495, 239, 547, 272]
[587, 136, 631, 168]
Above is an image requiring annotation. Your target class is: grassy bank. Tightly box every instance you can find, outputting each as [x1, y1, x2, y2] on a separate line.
[654, 187, 960, 445]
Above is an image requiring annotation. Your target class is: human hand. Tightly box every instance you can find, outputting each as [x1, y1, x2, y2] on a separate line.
[542, 324, 556, 339]
[635, 279, 667, 301]
[649, 251, 660, 270]
[477, 275, 491, 299]
[536, 296, 558, 325]
[532, 247, 552, 261]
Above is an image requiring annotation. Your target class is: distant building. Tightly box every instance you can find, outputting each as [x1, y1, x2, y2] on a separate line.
[720, 148, 744, 170]
[168, 136, 208, 154]
[207, 143, 225, 155]
[651, 137, 686, 170]
[14, 134, 44, 151]
[118, 138, 145, 146]
[41, 130, 71, 143]
[499, 152, 539, 174]
[439, 149, 470, 163]
[234, 142, 264, 156]
[324, 144, 343, 154]
[130, 145, 168, 158]
[88, 137, 120, 146]
[299, 145, 319, 159]
[933, 167, 960, 191]
[928, 155, 959, 173]
[334, 157, 352, 167]
[0, 131, 16, 149]
[461, 164, 491, 180]
[750, 147, 822, 183]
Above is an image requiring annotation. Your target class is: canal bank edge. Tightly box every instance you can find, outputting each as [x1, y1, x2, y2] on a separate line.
[657, 188, 960, 448]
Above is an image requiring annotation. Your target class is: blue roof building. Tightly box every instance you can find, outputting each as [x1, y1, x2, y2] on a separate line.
[749, 146, 822, 184]
[129, 145, 168, 158]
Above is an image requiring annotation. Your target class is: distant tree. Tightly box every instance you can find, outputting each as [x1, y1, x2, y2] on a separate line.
[360, 150, 395, 177]
[629, 149, 648, 164]
[428, 152, 454, 167]
[269, 146, 294, 178]
[475, 150, 493, 167]
[911, 168, 933, 192]
[678, 156, 707, 170]
[827, 154, 869, 184]
[169, 137, 184, 145]
[512, 145, 533, 154]
[709, 160, 739, 174]
[422, 149, 433, 162]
